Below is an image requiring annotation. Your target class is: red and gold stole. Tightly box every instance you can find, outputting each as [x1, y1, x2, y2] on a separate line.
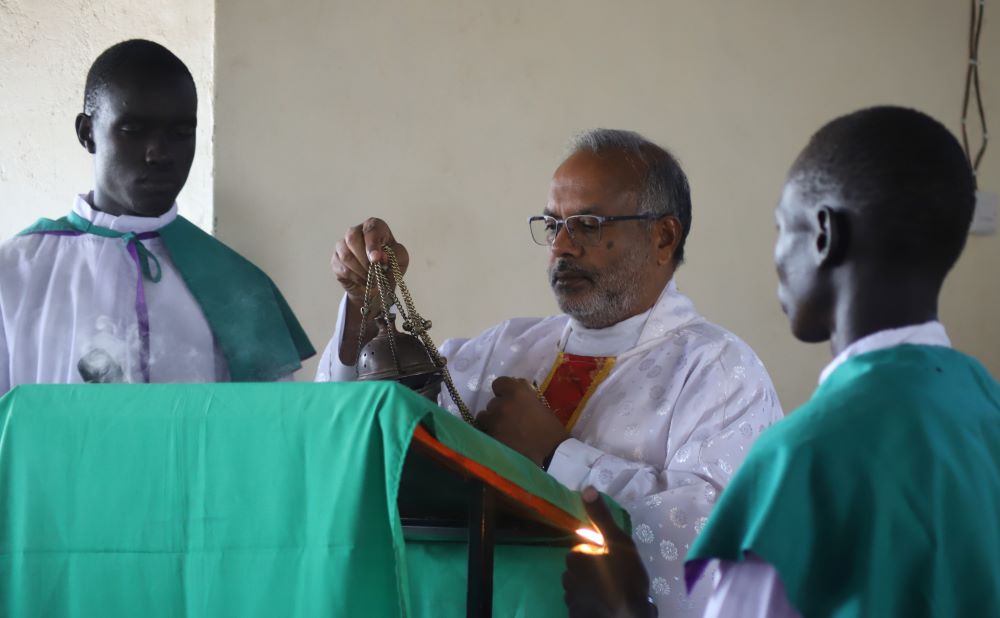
[539, 352, 616, 430]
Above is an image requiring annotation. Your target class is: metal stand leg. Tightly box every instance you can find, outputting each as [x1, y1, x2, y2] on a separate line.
[467, 481, 495, 618]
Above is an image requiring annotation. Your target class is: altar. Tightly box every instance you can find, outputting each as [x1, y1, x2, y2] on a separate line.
[0, 382, 626, 617]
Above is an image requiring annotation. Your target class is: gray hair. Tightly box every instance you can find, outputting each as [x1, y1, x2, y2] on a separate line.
[568, 129, 692, 264]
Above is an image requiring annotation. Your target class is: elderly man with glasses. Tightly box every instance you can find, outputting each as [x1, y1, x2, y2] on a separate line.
[316, 129, 782, 616]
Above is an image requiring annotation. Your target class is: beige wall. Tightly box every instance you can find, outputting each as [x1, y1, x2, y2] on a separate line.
[0, 0, 215, 236]
[216, 1, 999, 408]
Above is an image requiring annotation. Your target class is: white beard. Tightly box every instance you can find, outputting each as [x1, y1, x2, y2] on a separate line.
[549, 239, 651, 329]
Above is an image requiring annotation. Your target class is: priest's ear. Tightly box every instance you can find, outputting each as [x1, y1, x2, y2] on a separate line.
[75, 113, 95, 153]
[815, 205, 848, 269]
[654, 215, 683, 266]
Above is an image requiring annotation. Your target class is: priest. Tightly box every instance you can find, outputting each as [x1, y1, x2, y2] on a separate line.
[317, 129, 783, 615]
[0, 39, 314, 392]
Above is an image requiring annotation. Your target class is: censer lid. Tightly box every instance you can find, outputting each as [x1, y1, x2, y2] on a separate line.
[356, 315, 441, 383]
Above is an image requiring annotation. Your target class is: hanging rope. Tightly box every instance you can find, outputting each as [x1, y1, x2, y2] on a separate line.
[961, 0, 989, 187]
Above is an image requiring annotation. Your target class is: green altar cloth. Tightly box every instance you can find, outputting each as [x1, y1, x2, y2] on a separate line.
[0, 382, 621, 617]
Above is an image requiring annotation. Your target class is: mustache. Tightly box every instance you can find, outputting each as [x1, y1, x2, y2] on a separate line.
[549, 259, 596, 284]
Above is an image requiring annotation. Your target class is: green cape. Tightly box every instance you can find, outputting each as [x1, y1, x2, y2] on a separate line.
[20, 214, 314, 381]
[687, 345, 1000, 617]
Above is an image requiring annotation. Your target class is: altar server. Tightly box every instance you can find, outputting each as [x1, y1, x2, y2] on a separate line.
[686, 105, 1000, 617]
[0, 39, 313, 393]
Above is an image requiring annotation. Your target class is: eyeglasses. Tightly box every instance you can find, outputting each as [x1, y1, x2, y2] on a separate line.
[528, 214, 663, 247]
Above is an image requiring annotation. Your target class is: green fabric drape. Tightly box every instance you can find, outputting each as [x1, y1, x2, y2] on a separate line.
[0, 382, 622, 617]
[405, 544, 567, 617]
[687, 345, 1000, 617]
[20, 214, 314, 381]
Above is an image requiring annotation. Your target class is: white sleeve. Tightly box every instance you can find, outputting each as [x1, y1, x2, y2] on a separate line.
[314, 294, 360, 382]
[547, 344, 783, 614]
[703, 557, 801, 618]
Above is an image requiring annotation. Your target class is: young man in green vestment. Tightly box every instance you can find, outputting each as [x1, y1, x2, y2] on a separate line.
[561, 106, 1000, 617]
[0, 39, 314, 393]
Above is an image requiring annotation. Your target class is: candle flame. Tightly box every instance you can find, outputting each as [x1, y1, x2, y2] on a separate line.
[571, 543, 609, 555]
[576, 527, 605, 547]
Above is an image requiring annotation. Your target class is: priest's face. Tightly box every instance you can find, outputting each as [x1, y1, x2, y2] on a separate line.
[545, 150, 663, 329]
[774, 179, 833, 343]
[80, 74, 197, 218]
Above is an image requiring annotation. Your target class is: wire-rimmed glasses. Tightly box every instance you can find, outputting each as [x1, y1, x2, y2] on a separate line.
[528, 214, 663, 247]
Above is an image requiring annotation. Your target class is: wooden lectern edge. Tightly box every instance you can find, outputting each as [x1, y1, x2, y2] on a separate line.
[409, 425, 588, 536]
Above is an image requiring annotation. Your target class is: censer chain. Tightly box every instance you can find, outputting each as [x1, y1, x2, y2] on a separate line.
[356, 245, 474, 425]
[382, 245, 474, 425]
[357, 258, 401, 374]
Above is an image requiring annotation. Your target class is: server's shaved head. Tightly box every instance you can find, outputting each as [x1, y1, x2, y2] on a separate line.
[83, 39, 196, 116]
[789, 105, 975, 279]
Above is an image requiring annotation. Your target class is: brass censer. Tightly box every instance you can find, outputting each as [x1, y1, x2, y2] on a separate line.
[355, 245, 474, 425]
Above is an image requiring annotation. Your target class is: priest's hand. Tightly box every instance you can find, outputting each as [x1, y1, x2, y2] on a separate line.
[331, 217, 410, 304]
[332, 217, 411, 364]
[563, 487, 656, 618]
[477, 376, 569, 467]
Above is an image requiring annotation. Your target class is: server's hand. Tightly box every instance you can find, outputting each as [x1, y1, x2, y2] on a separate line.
[563, 487, 656, 618]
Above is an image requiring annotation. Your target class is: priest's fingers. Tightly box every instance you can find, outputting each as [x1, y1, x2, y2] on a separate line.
[343, 223, 370, 269]
[361, 217, 398, 265]
[491, 376, 515, 396]
[482, 396, 508, 422]
[333, 237, 371, 302]
[475, 407, 498, 434]
[333, 238, 368, 283]
[581, 486, 633, 548]
[491, 375, 529, 397]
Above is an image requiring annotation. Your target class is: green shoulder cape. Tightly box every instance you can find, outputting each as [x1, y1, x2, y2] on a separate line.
[20, 214, 315, 382]
[686, 345, 1000, 617]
